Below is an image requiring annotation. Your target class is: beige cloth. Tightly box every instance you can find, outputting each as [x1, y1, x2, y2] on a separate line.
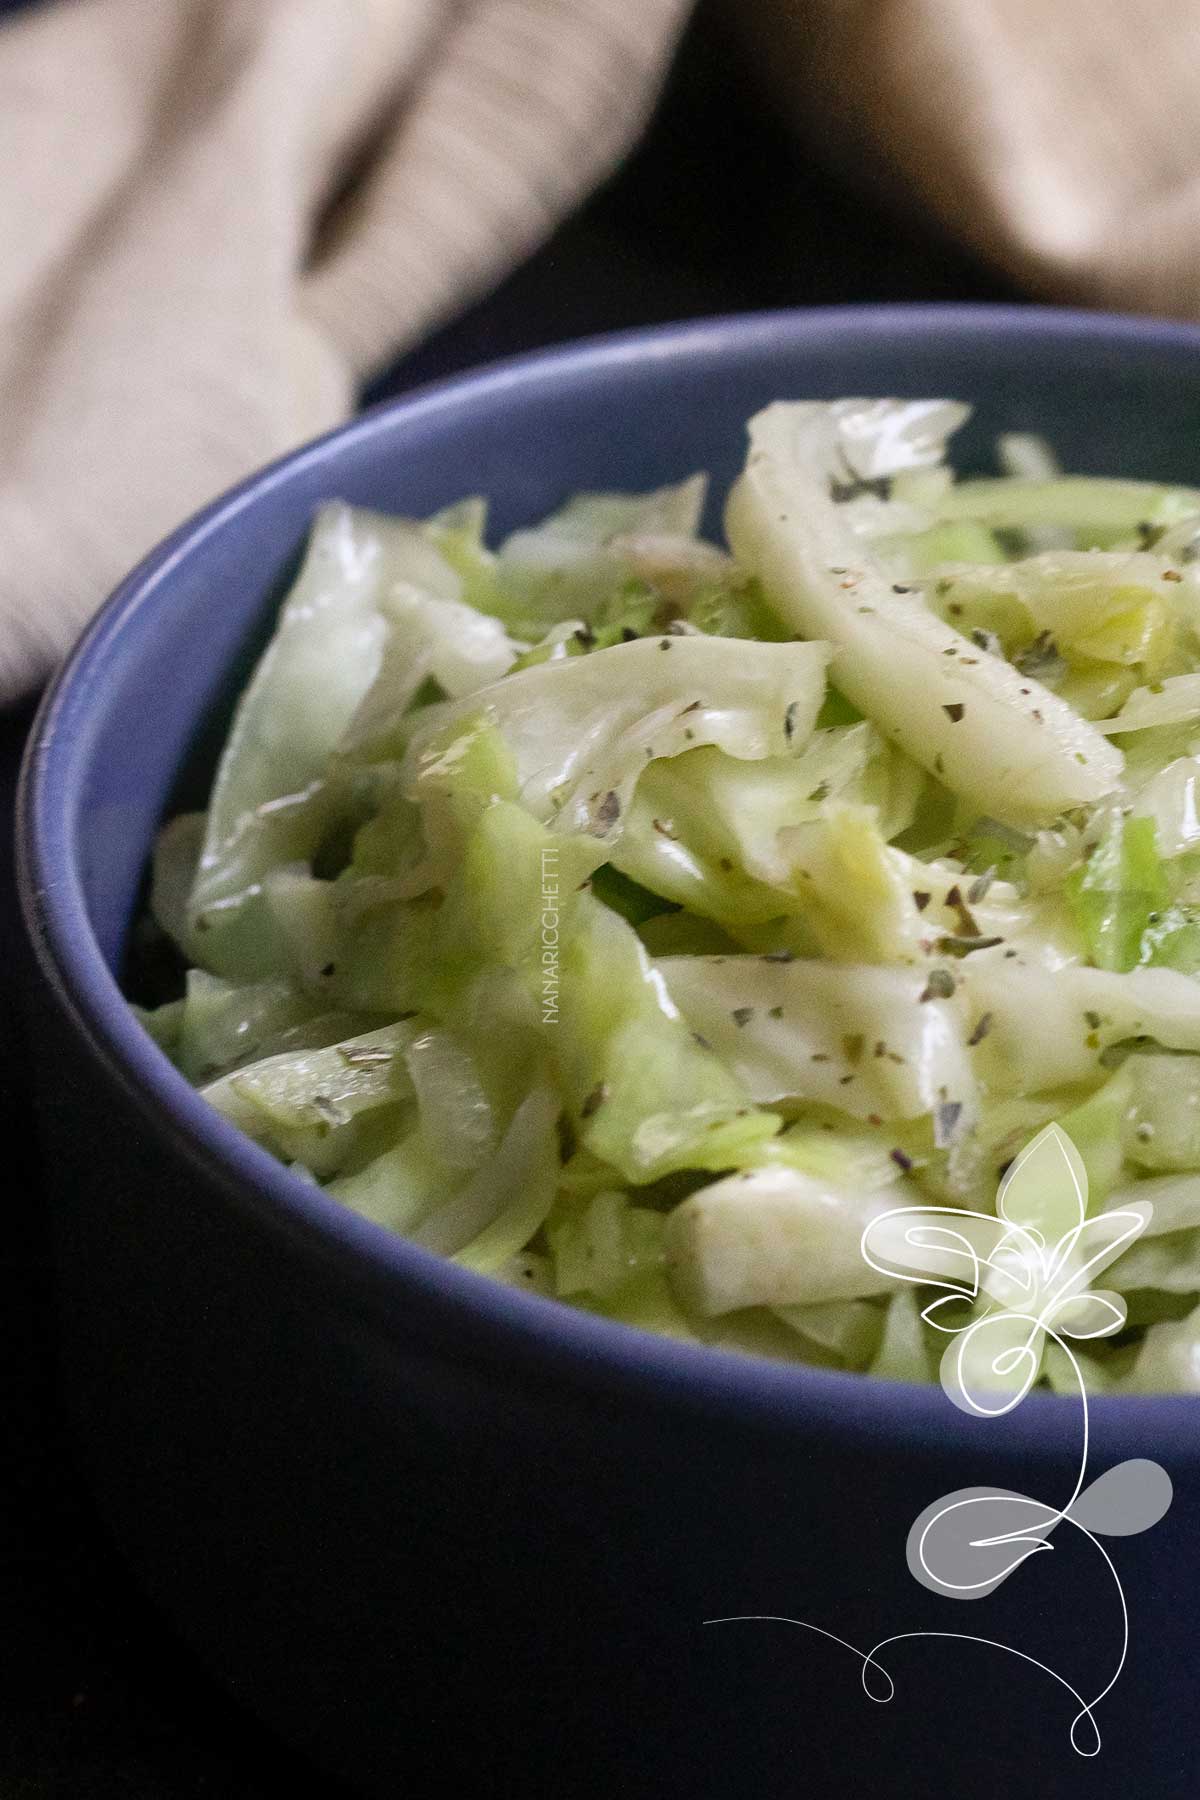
[733, 0, 1200, 318]
[9, 0, 1200, 703]
[0, 0, 691, 700]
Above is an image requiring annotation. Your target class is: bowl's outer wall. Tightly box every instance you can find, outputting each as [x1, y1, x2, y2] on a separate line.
[20, 311, 1200, 1796]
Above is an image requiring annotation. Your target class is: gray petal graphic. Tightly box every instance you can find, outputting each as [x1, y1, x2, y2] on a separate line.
[1066, 1459, 1173, 1537]
[907, 1487, 1056, 1600]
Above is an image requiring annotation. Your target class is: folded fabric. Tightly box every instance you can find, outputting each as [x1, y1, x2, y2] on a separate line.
[731, 0, 1200, 321]
[0, 0, 691, 702]
[9, 0, 1200, 705]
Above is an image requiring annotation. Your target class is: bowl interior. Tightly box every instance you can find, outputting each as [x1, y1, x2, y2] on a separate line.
[24, 304, 1200, 1450]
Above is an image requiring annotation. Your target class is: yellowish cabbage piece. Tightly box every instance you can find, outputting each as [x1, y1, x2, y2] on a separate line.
[200, 505, 473, 873]
[924, 551, 1184, 670]
[1097, 672, 1200, 735]
[402, 633, 831, 835]
[664, 1164, 903, 1316]
[772, 804, 1077, 968]
[930, 475, 1200, 538]
[201, 1021, 421, 1177]
[658, 954, 977, 1128]
[725, 401, 1123, 824]
[496, 474, 709, 619]
[960, 962, 1200, 1092]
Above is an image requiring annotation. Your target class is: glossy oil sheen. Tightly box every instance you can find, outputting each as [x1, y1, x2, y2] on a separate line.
[18, 309, 1200, 1797]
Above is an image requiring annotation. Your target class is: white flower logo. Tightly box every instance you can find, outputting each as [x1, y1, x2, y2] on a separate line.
[861, 1123, 1150, 1416]
[710, 1121, 1173, 1757]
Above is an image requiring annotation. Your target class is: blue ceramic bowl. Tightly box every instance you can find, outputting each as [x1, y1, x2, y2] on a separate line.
[18, 307, 1200, 1798]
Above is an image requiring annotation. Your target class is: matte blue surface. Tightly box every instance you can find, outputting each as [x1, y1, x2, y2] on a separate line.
[17, 307, 1200, 1796]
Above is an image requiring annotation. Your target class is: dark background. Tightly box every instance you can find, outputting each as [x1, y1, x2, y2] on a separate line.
[0, 1, 1015, 1792]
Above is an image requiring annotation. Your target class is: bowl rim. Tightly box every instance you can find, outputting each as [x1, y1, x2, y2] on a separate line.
[18, 301, 1200, 1462]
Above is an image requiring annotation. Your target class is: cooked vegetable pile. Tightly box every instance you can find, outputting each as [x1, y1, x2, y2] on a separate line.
[134, 399, 1200, 1391]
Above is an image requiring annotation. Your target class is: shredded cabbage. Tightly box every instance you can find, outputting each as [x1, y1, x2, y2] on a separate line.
[131, 405, 1200, 1391]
